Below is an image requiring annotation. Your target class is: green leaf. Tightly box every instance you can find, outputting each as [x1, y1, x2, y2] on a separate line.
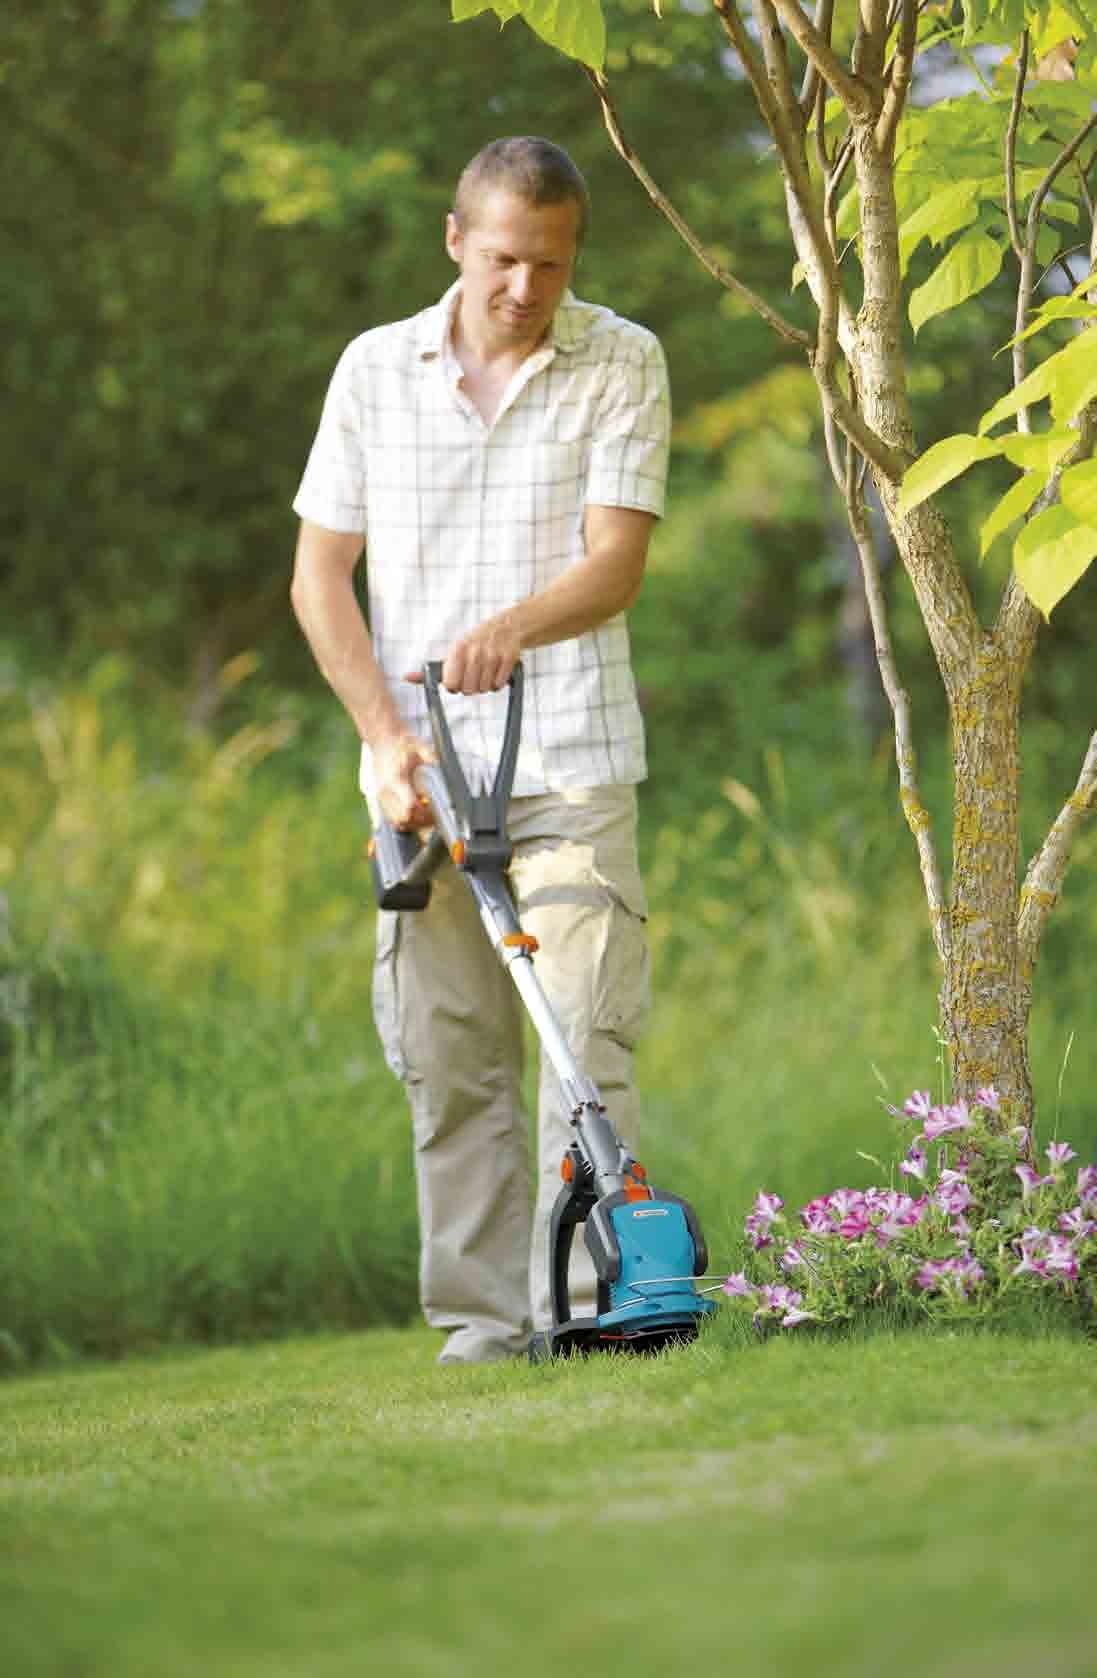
[1014, 503, 1097, 618]
[897, 432, 1003, 517]
[1060, 457, 1097, 523]
[517, 0, 606, 69]
[980, 473, 1045, 559]
[909, 232, 1004, 334]
[898, 182, 980, 272]
[1002, 296, 1097, 352]
[1049, 328, 1097, 423]
[978, 341, 1068, 433]
[1000, 429, 1075, 472]
[451, 0, 505, 18]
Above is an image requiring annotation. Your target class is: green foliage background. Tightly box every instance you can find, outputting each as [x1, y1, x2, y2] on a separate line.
[3, 0, 1097, 1361]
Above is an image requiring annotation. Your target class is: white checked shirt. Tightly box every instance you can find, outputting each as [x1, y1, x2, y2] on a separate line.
[292, 281, 670, 797]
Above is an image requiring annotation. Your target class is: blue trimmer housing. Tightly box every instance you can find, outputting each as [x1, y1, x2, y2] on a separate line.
[540, 1153, 717, 1357]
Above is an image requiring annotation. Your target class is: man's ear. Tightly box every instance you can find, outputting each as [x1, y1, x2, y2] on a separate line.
[445, 211, 463, 265]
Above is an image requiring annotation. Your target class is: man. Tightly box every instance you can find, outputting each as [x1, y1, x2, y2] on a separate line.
[291, 137, 670, 1364]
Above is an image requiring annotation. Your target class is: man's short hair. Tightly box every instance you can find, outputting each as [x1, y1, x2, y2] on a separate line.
[454, 137, 590, 244]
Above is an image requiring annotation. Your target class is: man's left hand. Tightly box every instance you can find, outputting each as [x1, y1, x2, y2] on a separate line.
[404, 613, 521, 695]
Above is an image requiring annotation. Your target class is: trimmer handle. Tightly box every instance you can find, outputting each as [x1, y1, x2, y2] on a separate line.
[367, 662, 524, 909]
[421, 661, 523, 874]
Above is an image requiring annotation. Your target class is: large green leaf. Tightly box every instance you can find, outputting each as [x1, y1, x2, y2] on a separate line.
[978, 338, 1070, 433]
[897, 432, 1002, 517]
[1000, 429, 1075, 472]
[1013, 503, 1097, 618]
[1049, 327, 1097, 423]
[898, 182, 980, 272]
[980, 472, 1045, 559]
[517, 0, 606, 68]
[1060, 457, 1097, 523]
[909, 232, 1004, 334]
[1003, 296, 1097, 352]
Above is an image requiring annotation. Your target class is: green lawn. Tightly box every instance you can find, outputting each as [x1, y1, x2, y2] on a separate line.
[3, 1321, 1095, 1677]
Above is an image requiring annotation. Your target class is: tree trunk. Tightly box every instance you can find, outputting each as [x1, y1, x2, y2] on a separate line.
[943, 648, 1034, 1126]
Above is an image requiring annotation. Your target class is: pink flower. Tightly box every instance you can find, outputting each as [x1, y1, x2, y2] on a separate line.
[745, 1191, 784, 1248]
[903, 1090, 934, 1121]
[1059, 1207, 1097, 1239]
[1015, 1164, 1054, 1199]
[781, 1308, 816, 1328]
[780, 1244, 805, 1271]
[934, 1174, 973, 1217]
[924, 1101, 974, 1141]
[753, 1284, 803, 1325]
[1011, 1125, 1032, 1153]
[1046, 1141, 1077, 1168]
[975, 1086, 1001, 1112]
[1042, 1236, 1079, 1280]
[839, 1209, 872, 1240]
[1075, 1166, 1097, 1204]
[722, 1271, 755, 1298]
[900, 1146, 927, 1182]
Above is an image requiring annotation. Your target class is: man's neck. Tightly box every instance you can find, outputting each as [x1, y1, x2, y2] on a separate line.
[451, 306, 547, 380]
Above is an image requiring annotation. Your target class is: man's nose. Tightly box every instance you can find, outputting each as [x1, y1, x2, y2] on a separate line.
[508, 265, 536, 302]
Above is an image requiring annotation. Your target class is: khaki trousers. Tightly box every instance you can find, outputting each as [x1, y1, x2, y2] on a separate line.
[372, 784, 650, 1356]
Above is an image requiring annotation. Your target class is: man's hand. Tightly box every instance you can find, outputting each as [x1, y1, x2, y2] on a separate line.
[374, 731, 436, 830]
[404, 612, 521, 696]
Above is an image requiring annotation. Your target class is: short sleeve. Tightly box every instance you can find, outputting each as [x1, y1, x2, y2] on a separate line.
[584, 330, 671, 518]
[292, 343, 367, 534]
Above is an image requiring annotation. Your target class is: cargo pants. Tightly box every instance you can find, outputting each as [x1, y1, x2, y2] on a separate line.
[372, 784, 651, 1361]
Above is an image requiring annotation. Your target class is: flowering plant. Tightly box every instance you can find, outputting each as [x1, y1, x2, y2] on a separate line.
[723, 1089, 1097, 1333]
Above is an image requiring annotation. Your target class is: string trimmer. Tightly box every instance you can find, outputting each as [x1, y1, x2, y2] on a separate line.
[368, 661, 717, 1360]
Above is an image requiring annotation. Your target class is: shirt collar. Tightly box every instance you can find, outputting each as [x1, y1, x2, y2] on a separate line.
[415, 281, 597, 360]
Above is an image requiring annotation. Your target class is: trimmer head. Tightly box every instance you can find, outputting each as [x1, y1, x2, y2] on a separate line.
[533, 1173, 717, 1361]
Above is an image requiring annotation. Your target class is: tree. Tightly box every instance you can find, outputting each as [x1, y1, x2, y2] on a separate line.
[451, 0, 1097, 1131]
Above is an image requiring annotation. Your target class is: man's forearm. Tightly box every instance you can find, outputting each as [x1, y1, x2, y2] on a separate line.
[439, 505, 655, 695]
[290, 525, 406, 748]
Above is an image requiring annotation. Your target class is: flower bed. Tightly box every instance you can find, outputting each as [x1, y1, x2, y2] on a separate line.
[722, 1090, 1097, 1332]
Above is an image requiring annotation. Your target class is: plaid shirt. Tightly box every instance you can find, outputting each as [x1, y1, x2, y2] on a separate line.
[292, 282, 670, 796]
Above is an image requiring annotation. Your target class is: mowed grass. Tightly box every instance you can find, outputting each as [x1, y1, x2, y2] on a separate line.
[3, 1322, 1095, 1678]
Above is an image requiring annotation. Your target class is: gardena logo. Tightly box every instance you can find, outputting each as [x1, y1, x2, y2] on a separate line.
[631, 1208, 669, 1218]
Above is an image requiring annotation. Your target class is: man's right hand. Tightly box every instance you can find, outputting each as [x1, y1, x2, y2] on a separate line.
[374, 732, 436, 831]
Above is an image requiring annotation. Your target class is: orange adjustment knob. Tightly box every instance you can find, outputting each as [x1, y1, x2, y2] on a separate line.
[502, 933, 539, 954]
[631, 1161, 647, 1180]
[560, 1154, 575, 1183]
[366, 839, 376, 859]
[451, 840, 466, 865]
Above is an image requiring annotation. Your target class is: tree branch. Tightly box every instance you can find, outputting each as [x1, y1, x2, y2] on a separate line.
[846, 470, 951, 965]
[876, 0, 917, 155]
[1013, 107, 1097, 432]
[766, 0, 875, 116]
[1005, 32, 1029, 264]
[1017, 729, 1097, 981]
[799, 0, 835, 117]
[584, 69, 812, 349]
[817, 371, 909, 481]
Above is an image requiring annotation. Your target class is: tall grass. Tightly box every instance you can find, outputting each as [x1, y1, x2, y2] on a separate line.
[3, 660, 1095, 1365]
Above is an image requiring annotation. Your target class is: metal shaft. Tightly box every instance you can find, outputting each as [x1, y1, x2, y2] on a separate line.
[413, 763, 630, 1198]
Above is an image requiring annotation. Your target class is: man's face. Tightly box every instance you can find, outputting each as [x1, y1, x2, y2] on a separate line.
[446, 188, 580, 352]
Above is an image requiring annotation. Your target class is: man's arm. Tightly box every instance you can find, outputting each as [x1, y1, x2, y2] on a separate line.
[434, 504, 656, 695]
[290, 519, 433, 828]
